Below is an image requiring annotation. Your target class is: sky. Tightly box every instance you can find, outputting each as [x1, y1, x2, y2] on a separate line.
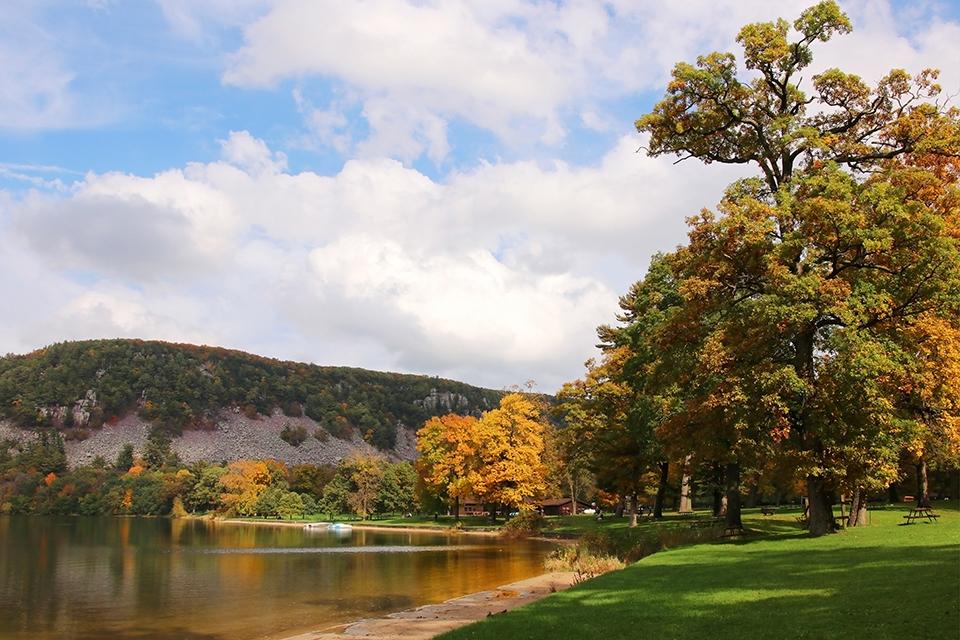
[2, 0, 959, 392]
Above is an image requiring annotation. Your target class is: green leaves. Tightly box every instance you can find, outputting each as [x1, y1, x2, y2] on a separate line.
[637, 1, 957, 195]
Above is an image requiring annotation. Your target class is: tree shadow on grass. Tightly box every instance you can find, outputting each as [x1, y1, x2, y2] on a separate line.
[443, 541, 959, 640]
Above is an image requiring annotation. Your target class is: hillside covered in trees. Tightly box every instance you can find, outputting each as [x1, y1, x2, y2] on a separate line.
[0, 339, 504, 451]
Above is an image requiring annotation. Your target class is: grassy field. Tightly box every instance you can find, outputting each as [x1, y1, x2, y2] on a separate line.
[440, 504, 960, 640]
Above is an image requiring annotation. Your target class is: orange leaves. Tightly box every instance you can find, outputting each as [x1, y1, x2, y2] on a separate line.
[218, 460, 273, 516]
[416, 413, 481, 500]
[416, 394, 547, 510]
[121, 488, 133, 512]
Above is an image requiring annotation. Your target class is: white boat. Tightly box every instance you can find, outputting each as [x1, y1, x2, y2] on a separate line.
[327, 523, 353, 532]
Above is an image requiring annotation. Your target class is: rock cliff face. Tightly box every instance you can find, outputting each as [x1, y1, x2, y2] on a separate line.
[415, 389, 476, 414]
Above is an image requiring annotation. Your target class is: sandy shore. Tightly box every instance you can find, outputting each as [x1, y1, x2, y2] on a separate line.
[280, 571, 576, 640]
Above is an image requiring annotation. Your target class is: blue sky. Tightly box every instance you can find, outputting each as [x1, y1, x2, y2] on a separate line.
[2, 0, 959, 391]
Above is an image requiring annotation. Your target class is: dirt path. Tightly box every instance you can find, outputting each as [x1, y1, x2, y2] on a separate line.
[280, 571, 576, 640]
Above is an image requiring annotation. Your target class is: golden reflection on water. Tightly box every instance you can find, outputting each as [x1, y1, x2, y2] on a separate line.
[0, 517, 555, 640]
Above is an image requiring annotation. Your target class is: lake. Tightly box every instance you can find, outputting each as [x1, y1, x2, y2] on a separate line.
[0, 517, 556, 639]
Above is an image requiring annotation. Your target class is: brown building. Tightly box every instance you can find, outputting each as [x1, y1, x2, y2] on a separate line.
[539, 497, 592, 516]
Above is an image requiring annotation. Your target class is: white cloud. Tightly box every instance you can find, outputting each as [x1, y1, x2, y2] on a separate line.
[213, 0, 959, 163]
[219, 130, 288, 174]
[1, 131, 744, 389]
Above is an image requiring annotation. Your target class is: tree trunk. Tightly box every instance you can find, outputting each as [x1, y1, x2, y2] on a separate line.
[745, 481, 759, 508]
[806, 475, 836, 536]
[569, 475, 577, 515]
[724, 461, 742, 530]
[847, 487, 868, 527]
[916, 458, 930, 508]
[887, 483, 899, 504]
[615, 496, 625, 518]
[654, 461, 669, 519]
[712, 464, 723, 517]
[678, 457, 693, 513]
[454, 496, 460, 521]
[628, 493, 639, 528]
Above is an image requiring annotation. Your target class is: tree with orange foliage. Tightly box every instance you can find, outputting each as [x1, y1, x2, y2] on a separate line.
[219, 460, 273, 516]
[416, 413, 480, 518]
[898, 313, 960, 507]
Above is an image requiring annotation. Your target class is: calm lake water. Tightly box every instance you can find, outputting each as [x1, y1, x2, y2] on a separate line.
[0, 517, 556, 640]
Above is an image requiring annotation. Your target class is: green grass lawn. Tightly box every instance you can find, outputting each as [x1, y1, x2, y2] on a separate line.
[440, 504, 960, 640]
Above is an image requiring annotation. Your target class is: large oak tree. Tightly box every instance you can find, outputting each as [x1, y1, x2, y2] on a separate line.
[636, 0, 959, 535]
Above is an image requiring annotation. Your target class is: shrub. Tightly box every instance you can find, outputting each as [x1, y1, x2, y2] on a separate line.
[314, 428, 329, 443]
[63, 428, 90, 442]
[544, 546, 624, 584]
[282, 401, 303, 417]
[280, 424, 308, 447]
[579, 524, 722, 563]
[500, 510, 548, 538]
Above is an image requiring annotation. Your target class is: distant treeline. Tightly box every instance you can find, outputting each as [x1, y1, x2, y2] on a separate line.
[0, 339, 503, 450]
[0, 431, 418, 519]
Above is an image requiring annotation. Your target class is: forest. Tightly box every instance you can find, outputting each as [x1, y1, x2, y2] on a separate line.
[0, 428, 418, 519]
[0, 338, 503, 450]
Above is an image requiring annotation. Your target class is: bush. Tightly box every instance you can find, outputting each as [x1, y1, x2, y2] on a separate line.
[280, 424, 308, 447]
[579, 524, 721, 563]
[500, 510, 548, 538]
[544, 546, 624, 584]
[282, 401, 303, 417]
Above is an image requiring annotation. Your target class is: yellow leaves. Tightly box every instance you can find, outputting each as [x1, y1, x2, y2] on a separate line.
[127, 465, 144, 477]
[219, 460, 273, 515]
[416, 394, 548, 510]
[416, 414, 481, 497]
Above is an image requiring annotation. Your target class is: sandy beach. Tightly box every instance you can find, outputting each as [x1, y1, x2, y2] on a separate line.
[279, 571, 576, 640]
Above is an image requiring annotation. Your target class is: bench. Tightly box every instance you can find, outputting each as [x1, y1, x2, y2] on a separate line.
[760, 506, 777, 516]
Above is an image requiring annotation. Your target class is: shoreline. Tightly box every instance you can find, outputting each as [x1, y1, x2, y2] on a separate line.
[217, 517, 505, 537]
[216, 517, 574, 639]
[278, 571, 577, 640]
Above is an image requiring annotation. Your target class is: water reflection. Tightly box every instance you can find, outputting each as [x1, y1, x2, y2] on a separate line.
[0, 517, 554, 640]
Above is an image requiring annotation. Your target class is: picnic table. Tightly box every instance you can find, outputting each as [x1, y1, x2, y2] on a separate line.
[760, 506, 777, 516]
[902, 506, 941, 525]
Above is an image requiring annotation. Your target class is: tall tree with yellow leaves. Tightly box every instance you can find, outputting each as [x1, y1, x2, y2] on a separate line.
[416, 413, 480, 518]
[468, 393, 547, 517]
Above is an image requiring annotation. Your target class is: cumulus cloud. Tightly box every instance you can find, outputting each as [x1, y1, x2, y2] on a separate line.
[214, 0, 959, 163]
[1, 131, 742, 389]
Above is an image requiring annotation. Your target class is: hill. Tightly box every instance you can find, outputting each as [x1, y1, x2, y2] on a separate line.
[0, 339, 504, 464]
